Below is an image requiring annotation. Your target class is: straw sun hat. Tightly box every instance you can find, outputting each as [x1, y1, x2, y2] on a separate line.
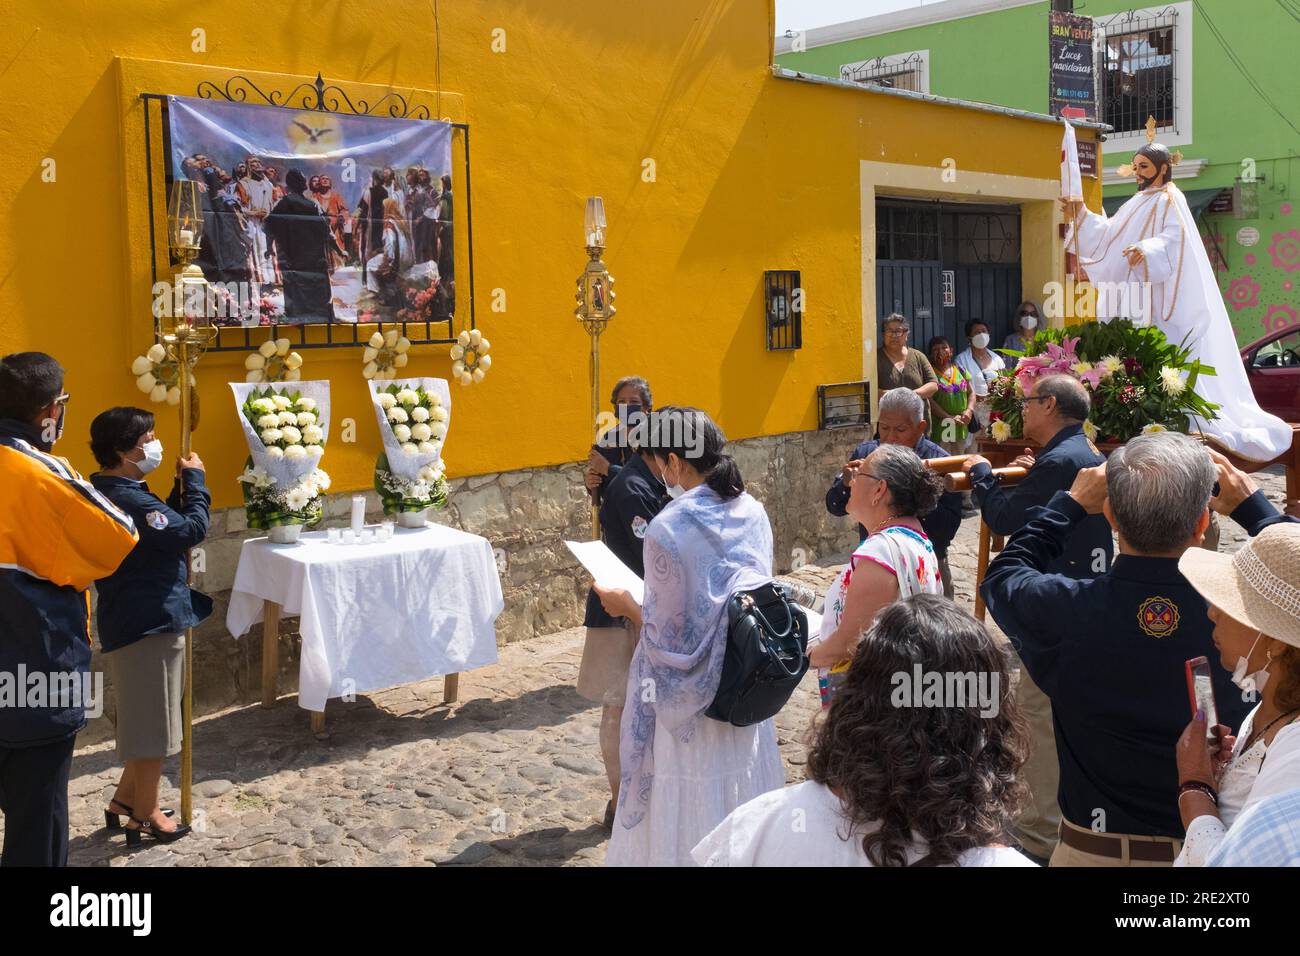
[1179, 524, 1300, 649]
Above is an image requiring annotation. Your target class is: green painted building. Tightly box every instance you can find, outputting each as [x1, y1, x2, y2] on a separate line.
[777, 0, 1300, 346]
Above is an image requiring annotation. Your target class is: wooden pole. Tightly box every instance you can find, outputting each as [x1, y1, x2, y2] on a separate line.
[590, 328, 601, 540]
[177, 336, 195, 826]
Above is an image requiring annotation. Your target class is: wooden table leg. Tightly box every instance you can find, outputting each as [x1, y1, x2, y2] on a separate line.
[974, 519, 992, 622]
[261, 601, 281, 708]
[443, 672, 460, 705]
[310, 708, 326, 737]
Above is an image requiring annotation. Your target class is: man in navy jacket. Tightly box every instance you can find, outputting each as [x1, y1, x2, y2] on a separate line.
[960, 372, 1113, 862]
[981, 433, 1296, 865]
[826, 388, 963, 596]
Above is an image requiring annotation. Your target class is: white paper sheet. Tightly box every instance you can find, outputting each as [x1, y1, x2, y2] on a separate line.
[565, 539, 645, 606]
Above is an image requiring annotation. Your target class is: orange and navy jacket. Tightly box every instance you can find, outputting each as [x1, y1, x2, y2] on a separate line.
[0, 419, 138, 746]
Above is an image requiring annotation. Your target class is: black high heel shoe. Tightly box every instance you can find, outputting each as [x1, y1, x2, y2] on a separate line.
[104, 799, 174, 831]
[124, 815, 192, 846]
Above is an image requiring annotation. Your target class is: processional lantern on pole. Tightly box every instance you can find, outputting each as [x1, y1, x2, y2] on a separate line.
[574, 197, 616, 540]
[163, 178, 218, 825]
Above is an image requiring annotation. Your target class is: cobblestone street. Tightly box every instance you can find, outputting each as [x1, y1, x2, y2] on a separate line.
[20, 468, 1287, 867]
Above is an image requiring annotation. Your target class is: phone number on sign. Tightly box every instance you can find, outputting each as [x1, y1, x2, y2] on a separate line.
[1122, 892, 1250, 907]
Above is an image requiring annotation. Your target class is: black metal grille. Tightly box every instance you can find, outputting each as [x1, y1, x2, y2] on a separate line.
[139, 76, 475, 353]
[1099, 7, 1178, 137]
[840, 53, 925, 92]
[764, 270, 803, 351]
[818, 381, 871, 430]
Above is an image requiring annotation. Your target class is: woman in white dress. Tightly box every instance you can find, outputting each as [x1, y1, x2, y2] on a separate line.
[1173, 524, 1300, 865]
[593, 407, 784, 866]
[693, 594, 1034, 866]
[810, 443, 946, 708]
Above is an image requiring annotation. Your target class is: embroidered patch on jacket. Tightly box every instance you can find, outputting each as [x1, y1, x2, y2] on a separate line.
[146, 510, 169, 531]
[1138, 596, 1180, 638]
[631, 515, 648, 539]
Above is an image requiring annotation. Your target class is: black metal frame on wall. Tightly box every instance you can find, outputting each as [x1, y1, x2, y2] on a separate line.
[764, 269, 803, 351]
[139, 73, 476, 352]
[817, 381, 871, 430]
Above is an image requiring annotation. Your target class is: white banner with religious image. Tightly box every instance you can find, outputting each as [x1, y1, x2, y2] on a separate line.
[229, 380, 331, 487]
[370, 377, 451, 479]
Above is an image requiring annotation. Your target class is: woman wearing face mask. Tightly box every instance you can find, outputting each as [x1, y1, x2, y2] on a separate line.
[1003, 300, 1042, 353]
[1172, 524, 1300, 866]
[926, 336, 975, 456]
[89, 407, 212, 846]
[592, 407, 784, 865]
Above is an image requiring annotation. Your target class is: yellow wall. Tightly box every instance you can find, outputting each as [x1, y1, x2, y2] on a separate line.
[0, 0, 1102, 508]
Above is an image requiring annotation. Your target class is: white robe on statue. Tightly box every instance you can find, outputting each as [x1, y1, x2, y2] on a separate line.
[1071, 182, 1291, 461]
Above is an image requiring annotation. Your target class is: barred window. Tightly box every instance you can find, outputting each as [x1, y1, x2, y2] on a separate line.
[1098, 8, 1177, 138]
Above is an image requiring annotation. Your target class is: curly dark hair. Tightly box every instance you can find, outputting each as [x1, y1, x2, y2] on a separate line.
[806, 594, 1028, 866]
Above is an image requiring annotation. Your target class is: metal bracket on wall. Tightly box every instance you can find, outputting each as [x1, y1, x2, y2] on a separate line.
[139, 73, 475, 353]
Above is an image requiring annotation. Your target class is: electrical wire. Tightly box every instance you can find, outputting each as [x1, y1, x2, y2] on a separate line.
[1195, 0, 1300, 137]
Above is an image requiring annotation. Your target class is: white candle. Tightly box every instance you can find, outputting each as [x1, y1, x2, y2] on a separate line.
[179, 228, 194, 245]
[350, 496, 366, 534]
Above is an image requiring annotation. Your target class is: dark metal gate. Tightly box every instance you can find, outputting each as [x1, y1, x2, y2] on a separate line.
[876, 200, 1022, 352]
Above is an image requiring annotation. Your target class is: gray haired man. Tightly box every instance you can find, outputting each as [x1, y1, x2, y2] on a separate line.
[982, 431, 1296, 866]
[826, 387, 964, 596]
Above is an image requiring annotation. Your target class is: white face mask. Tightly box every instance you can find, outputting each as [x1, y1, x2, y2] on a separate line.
[1020, 314, 1038, 330]
[1231, 632, 1272, 695]
[133, 439, 164, 475]
[663, 457, 686, 499]
[971, 332, 990, 349]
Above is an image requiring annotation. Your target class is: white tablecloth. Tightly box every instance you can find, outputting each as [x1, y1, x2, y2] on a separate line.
[226, 524, 503, 711]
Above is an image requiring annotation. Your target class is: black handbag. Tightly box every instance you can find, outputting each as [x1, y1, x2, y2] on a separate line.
[706, 582, 810, 727]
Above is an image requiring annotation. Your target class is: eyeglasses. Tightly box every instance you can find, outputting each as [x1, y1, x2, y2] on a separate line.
[1018, 395, 1051, 409]
[884, 327, 909, 337]
[54, 393, 70, 407]
[1019, 311, 1038, 318]
[852, 470, 883, 482]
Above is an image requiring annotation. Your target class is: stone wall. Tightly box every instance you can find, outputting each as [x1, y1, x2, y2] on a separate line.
[80, 427, 861, 746]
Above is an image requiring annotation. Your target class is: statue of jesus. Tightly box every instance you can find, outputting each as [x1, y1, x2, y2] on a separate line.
[1063, 138, 1291, 462]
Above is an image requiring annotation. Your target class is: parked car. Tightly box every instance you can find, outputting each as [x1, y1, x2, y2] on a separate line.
[1243, 323, 1300, 424]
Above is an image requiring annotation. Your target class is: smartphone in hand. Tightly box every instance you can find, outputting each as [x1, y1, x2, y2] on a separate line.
[1185, 656, 1218, 740]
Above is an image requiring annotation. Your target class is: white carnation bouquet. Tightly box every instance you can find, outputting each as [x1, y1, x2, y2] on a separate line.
[230, 381, 331, 528]
[371, 378, 451, 514]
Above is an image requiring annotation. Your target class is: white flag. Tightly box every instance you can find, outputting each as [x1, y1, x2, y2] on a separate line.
[1060, 119, 1084, 201]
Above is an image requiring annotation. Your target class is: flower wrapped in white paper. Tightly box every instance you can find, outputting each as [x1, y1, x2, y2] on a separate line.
[370, 377, 452, 514]
[231, 381, 331, 530]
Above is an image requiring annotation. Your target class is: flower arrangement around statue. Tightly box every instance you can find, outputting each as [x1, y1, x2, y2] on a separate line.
[371, 378, 451, 526]
[986, 319, 1219, 445]
[231, 381, 331, 542]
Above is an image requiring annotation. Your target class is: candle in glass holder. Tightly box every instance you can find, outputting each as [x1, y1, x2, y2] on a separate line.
[350, 496, 365, 534]
[179, 228, 194, 246]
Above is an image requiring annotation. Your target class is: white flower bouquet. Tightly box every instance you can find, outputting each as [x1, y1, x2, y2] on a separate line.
[371, 378, 451, 515]
[230, 381, 331, 530]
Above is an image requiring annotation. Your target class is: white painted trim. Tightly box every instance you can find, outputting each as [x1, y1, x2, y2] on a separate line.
[839, 50, 930, 94]
[1093, 1, 1193, 153]
[859, 158, 1063, 387]
[777, 0, 1041, 53]
[1102, 157, 1207, 186]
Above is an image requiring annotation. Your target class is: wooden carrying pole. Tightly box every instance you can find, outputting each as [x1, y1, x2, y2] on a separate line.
[934, 465, 1028, 621]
